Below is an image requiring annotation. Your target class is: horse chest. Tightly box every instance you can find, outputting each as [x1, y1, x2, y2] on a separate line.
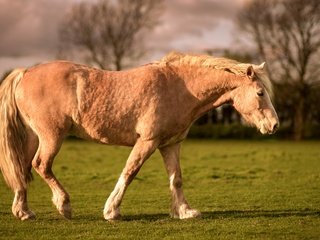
[159, 128, 190, 147]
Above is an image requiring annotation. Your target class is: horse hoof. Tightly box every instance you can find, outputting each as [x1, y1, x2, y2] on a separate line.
[55, 201, 72, 219]
[104, 209, 121, 221]
[173, 207, 201, 219]
[52, 195, 72, 219]
[15, 210, 36, 221]
[58, 205, 72, 219]
[180, 208, 201, 219]
[60, 209, 72, 219]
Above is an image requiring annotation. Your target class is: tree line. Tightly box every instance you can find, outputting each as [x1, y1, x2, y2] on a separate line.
[1, 0, 319, 140]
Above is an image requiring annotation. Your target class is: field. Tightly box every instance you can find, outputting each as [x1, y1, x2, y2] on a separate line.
[0, 140, 319, 239]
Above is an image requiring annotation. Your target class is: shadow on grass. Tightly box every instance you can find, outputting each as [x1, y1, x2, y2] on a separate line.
[202, 209, 320, 219]
[0, 209, 320, 222]
[70, 212, 170, 222]
[120, 209, 320, 222]
[8, 208, 317, 222]
[122, 213, 169, 221]
[1, 209, 319, 222]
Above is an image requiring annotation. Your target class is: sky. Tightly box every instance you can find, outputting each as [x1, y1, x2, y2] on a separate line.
[0, 0, 248, 76]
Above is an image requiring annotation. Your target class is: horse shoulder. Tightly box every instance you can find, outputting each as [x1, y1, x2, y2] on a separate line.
[134, 66, 195, 143]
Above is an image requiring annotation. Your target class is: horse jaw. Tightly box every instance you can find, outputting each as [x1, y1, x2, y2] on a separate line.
[242, 114, 271, 135]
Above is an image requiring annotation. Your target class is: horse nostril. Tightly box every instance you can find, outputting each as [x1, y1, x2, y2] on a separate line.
[272, 123, 279, 132]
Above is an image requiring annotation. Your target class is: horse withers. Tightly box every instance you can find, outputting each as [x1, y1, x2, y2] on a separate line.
[0, 52, 279, 220]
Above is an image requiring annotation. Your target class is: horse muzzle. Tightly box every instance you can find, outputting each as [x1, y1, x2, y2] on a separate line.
[258, 116, 279, 135]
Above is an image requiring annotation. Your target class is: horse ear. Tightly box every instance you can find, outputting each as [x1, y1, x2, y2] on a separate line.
[246, 65, 254, 79]
[258, 62, 265, 70]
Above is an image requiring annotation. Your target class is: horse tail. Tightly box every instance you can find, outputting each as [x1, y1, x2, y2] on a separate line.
[0, 68, 31, 191]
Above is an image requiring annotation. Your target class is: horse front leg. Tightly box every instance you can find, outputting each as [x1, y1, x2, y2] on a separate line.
[159, 143, 201, 219]
[103, 138, 159, 221]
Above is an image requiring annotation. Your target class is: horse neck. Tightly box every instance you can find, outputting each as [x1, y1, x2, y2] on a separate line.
[173, 64, 240, 110]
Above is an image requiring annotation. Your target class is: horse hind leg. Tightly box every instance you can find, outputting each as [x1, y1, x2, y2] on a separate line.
[32, 132, 72, 219]
[11, 129, 38, 220]
[12, 190, 35, 221]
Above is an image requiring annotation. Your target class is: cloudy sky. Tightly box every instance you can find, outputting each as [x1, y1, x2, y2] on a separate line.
[0, 0, 247, 76]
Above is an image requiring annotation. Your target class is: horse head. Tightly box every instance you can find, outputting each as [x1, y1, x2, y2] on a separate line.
[231, 63, 279, 134]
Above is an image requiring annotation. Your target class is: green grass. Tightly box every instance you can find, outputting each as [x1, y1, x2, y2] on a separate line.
[0, 140, 319, 239]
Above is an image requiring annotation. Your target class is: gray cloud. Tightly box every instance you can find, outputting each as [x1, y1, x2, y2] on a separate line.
[0, 0, 73, 57]
[148, 0, 243, 53]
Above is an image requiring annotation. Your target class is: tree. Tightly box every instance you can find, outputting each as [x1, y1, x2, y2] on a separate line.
[59, 0, 163, 70]
[238, 0, 320, 140]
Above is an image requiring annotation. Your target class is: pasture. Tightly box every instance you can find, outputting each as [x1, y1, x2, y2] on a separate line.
[0, 140, 319, 239]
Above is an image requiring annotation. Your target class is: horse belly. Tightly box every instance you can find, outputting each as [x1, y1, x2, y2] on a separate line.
[72, 111, 139, 146]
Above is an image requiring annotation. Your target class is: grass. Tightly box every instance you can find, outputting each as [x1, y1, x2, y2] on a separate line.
[0, 139, 319, 239]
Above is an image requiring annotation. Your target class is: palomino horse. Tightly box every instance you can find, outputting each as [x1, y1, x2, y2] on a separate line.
[0, 52, 279, 221]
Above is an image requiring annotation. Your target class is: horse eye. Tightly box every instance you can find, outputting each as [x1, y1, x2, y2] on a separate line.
[257, 91, 264, 97]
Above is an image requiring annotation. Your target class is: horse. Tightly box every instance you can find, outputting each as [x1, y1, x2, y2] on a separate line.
[0, 52, 279, 221]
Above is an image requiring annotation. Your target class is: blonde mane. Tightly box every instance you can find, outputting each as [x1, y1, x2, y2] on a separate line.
[158, 51, 274, 97]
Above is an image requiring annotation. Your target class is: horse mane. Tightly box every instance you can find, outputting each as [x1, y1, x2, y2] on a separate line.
[158, 51, 274, 98]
